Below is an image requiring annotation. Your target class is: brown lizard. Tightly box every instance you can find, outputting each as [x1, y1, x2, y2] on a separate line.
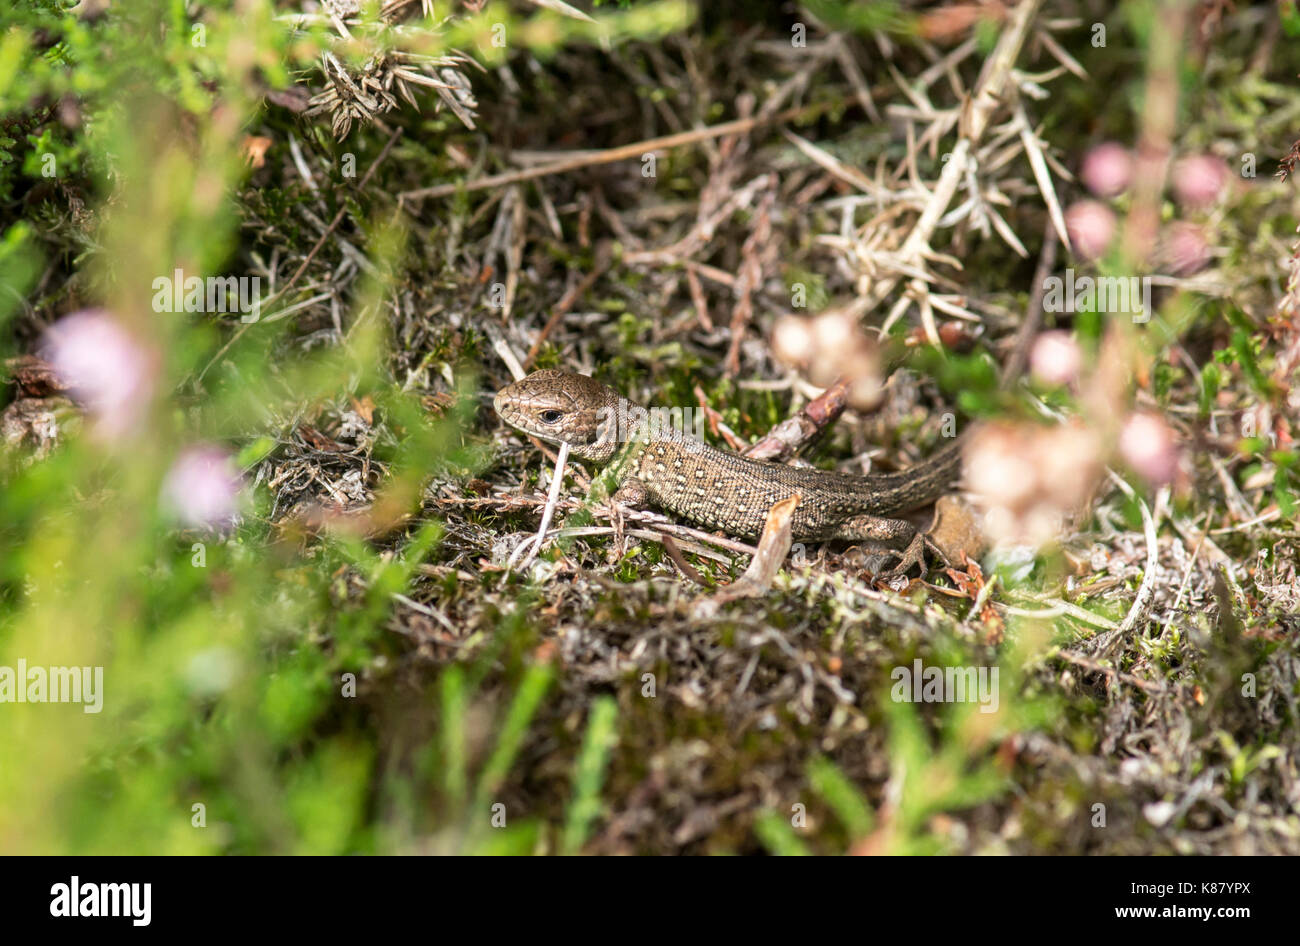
[494, 370, 964, 575]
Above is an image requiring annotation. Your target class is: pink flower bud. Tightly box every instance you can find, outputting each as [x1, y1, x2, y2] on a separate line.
[772, 315, 814, 364]
[1119, 412, 1179, 486]
[161, 446, 242, 529]
[1172, 154, 1228, 208]
[1080, 143, 1133, 198]
[811, 311, 854, 351]
[1030, 331, 1082, 387]
[1164, 222, 1211, 275]
[41, 309, 155, 439]
[1065, 201, 1116, 261]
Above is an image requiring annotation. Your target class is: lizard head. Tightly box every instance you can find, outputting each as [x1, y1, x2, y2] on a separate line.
[494, 369, 624, 462]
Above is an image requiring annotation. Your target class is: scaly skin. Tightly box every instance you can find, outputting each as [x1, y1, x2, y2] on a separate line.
[494, 370, 963, 566]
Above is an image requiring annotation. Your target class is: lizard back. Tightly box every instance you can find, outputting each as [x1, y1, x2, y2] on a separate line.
[615, 426, 963, 541]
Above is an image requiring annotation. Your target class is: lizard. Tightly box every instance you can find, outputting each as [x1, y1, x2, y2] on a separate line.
[494, 369, 965, 575]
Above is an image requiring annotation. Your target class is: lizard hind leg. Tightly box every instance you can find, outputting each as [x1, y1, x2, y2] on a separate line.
[832, 513, 945, 578]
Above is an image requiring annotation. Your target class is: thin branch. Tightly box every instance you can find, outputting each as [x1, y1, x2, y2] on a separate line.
[400, 103, 830, 202]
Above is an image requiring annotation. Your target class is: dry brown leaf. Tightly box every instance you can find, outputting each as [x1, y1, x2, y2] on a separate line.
[711, 494, 800, 602]
[241, 135, 273, 169]
[351, 395, 375, 425]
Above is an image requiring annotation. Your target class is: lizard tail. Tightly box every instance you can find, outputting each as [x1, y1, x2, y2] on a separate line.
[862, 433, 966, 514]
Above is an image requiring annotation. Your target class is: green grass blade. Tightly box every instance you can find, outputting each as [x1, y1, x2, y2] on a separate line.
[472, 662, 553, 812]
[808, 756, 874, 840]
[753, 811, 812, 856]
[561, 695, 618, 855]
[440, 666, 468, 810]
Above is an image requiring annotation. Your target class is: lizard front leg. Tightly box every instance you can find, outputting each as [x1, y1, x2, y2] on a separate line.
[608, 477, 650, 553]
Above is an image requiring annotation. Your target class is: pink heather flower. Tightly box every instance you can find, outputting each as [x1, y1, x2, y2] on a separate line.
[1119, 412, 1179, 486]
[1030, 331, 1082, 387]
[771, 314, 814, 364]
[1065, 201, 1116, 261]
[811, 310, 854, 351]
[41, 309, 155, 439]
[162, 446, 242, 529]
[773, 310, 882, 404]
[1080, 143, 1133, 198]
[1172, 154, 1228, 208]
[965, 421, 1103, 548]
[965, 429, 1038, 510]
[1164, 222, 1211, 275]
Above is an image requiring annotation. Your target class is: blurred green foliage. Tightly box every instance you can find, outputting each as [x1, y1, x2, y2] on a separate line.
[0, 0, 671, 855]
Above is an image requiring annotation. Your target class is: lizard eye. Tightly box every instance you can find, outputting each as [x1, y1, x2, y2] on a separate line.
[539, 409, 563, 425]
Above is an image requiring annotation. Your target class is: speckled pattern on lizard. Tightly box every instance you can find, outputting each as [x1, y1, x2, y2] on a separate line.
[494, 370, 964, 571]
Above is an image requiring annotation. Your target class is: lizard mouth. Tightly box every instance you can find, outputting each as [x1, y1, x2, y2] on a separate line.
[493, 399, 527, 434]
[493, 387, 549, 441]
